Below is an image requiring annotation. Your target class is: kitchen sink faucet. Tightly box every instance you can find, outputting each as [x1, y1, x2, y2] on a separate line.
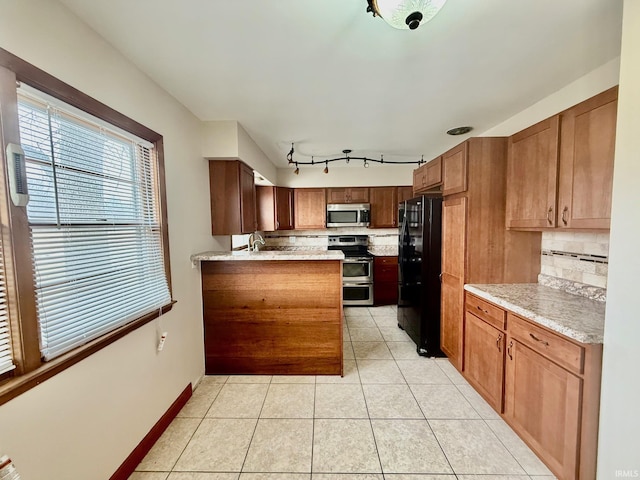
[248, 232, 265, 252]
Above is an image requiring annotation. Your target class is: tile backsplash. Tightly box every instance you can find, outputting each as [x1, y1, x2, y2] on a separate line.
[540, 231, 609, 289]
[264, 227, 399, 255]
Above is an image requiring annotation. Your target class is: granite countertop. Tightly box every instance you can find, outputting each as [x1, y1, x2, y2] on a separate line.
[191, 250, 345, 262]
[464, 284, 605, 344]
[368, 246, 398, 257]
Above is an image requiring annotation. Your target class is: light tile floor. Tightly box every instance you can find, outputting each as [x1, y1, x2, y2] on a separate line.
[131, 306, 557, 480]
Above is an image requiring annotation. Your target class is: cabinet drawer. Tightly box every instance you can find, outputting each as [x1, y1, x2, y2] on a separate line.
[508, 313, 584, 374]
[465, 293, 506, 330]
[376, 256, 398, 265]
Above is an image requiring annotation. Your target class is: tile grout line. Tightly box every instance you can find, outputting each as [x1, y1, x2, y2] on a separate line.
[236, 375, 273, 475]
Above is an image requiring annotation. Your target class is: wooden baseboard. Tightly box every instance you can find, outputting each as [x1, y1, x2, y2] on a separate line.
[110, 383, 192, 480]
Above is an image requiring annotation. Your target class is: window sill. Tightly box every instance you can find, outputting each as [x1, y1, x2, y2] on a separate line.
[0, 300, 176, 407]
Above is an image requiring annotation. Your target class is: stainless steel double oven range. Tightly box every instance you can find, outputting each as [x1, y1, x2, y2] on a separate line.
[328, 235, 373, 306]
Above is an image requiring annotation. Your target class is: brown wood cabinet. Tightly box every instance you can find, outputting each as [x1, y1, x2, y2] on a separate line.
[464, 310, 505, 412]
[506, 87, 617, 230]
[294, 188, 326, 229]
[209, 160, 256, 235]
[413, 156, 442, 193]
[440, 138, 541, 371]
[397, 186, 414, 203]
[505, 337, 581, 479]
[326, 187, 369, 204]
[558, 87, 617, 229]
[442, 142, 468, 196]
[462, 292, 603, 480]
[201, 259, 342, 375]
[373, 256, 398, 306]
[369, 186, 398, 228]
[256, 186, 294, 231]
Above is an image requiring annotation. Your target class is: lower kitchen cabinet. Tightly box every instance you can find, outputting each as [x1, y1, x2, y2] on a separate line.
[504, 337, 581, 479]
[462, 292, 602, 480]
[463, 311, 505, 412]
[373, 256, 398, 306]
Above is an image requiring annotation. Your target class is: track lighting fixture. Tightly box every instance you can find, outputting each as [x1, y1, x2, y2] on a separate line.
[287, 144, 425, 175]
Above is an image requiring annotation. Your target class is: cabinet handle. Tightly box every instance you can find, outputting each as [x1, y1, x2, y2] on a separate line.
[496, 334, 503, 352]
[476, 305, 489, 315]
[562, 206, 569, 225]
[547, 207, 553, 225]
[529, 333, 550, 347]
[507, 340, 513, 360]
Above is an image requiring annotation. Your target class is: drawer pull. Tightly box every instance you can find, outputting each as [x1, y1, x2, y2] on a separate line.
[547, 207, 553, 225]
[562, 206, 569, 225]
[496, 333, 503, 352]
[507, 340, 513, 360]
[529, 333, 550, 346]
[476, 305, 489, 314]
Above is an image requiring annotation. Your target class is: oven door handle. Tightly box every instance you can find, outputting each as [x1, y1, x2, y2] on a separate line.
[342, 282, 374, 286]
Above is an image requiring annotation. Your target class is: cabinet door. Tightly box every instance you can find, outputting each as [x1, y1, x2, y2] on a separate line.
[276, 187, 294, 230]
[294, 188, 326, 229]
[442, 142, 468, 196]
[209, 160, 244, 235]
[506, 116, 560, 229]
[440, 197, 467, 370]
[505, 339, 581, 479]
[558, 87, 617, 229]
[256, 186, 276, 232]
[369, 187, 398, 228]
[397, 186, 414, 203]
[348, 187, 370, 203]
[464, 312, 505, 412]
[374, 256, 398, 306]
[239, 162, 256, 233]
[414, 157, 442, 193]
[326, 188, 348, 204]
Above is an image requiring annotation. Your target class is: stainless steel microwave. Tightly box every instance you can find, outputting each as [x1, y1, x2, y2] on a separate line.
[326, 203, 370, 228]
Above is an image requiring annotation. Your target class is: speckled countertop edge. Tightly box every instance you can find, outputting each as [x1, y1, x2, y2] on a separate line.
[191, 250, 345, 262]
[465, 284, 605, 344]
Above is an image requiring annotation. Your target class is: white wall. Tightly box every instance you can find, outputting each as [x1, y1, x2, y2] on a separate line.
[0, 0, 225, 478]
[480, 57, 620, 137]
[597, 1, 640, 477]
[201, 120, 278, 184]
[278, 163, 415, 188]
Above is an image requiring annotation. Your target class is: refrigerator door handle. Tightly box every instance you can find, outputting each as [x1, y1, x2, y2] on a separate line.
[439, 273, 443, 282]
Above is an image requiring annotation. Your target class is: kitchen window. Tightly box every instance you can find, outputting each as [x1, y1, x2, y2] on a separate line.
[0, 49, 173, 402]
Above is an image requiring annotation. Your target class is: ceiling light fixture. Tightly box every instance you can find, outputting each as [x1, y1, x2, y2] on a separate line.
[287, 145, 425, 175]
[446, 126, 473, 136]
[366, 0, 447, 30]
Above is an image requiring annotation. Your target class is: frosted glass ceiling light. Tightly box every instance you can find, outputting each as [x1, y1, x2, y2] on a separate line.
[366, 0, 447, 30]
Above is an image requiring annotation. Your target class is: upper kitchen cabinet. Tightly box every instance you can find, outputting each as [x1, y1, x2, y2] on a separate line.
[369, 186, 398, 228]
[557, 87, 617, 229]
[294, 188, 326, 229]
[257, 186, 294, 231]
[506, 116, 560, 229]
[506, 87, 617, 231]
[413, 156, 442, 194]
[397, 186, 414, 203]
[209, 160, 257, 235]
[442, 142, 468, 196]
[326, 187, 369, 204]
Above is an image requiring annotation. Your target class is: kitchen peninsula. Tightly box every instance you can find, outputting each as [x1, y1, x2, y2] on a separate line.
[191, 250, 344, 375]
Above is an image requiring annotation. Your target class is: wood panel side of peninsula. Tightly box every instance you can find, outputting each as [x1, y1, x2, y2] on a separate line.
[201, 259, 343, 375]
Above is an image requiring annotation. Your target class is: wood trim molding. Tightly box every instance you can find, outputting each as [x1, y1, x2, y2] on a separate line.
[109, 383, 192, 480]
[0, 47, 161, 143]
[0, 301, 176, 407]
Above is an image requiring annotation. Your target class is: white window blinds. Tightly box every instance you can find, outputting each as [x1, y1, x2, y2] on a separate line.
[17, 91, 171, 361]
[0, 234, 15, 375]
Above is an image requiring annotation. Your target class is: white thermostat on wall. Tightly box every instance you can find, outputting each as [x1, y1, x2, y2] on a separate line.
[6, 143, 29, 207]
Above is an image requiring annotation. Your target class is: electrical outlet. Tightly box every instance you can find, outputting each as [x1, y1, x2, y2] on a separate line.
[157, 332, 168, 351]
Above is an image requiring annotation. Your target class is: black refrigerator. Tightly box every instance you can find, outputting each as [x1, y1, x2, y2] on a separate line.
[397, 195, 445, 357]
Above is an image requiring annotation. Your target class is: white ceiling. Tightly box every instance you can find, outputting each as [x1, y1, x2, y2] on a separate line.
[59, 0, 623, 168]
